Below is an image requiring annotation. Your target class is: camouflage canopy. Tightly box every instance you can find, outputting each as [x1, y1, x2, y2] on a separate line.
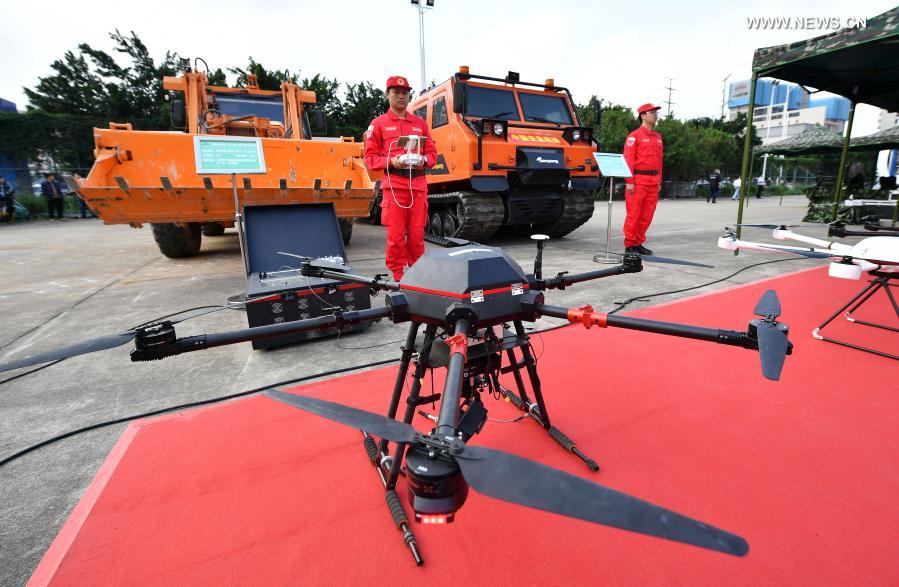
[752, 7, 899, 111]
[848, 124, 899, 151]
[754, 124, 843, 155]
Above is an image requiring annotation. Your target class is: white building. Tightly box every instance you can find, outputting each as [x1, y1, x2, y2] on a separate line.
[728, 79, 850, 145]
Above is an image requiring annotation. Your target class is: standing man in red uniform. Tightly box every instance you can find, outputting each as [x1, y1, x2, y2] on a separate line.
[622, 103, 664, 255]
[364, 75, 438, 281]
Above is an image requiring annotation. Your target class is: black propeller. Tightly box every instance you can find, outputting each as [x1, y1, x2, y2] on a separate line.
[756, 245, 833, 259]
[0, 330, 138, 374]
[596, 252, 714, 269]
[264, 390, 749, 557]
[734, 223, 811, 230]
[752, 290, 789, 381]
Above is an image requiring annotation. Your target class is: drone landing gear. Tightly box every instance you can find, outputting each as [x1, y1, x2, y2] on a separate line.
[812, 273, 898, 360]
[500, 320, 600, 472]
[361, 321, 439, 566]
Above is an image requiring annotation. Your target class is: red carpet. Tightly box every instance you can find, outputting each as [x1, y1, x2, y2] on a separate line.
[30, 267, 898, 586]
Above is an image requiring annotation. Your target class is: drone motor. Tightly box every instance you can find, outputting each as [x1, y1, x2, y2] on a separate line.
[405, 445, 469, 524]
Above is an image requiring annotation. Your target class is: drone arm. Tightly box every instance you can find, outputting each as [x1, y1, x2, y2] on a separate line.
[536, 304, 759, 351]
[771, 229, 837, 249]
[304, 267, 402, 292]
[539, 257, 641, 291]
[130, 306, 393, 362]
[434, 318, 471, 436]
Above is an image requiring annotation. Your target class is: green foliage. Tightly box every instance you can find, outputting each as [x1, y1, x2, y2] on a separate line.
[228, 58, 297, 90]
[337, 81, 387, 139]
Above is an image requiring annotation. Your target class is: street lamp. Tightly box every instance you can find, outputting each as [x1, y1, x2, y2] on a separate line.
[411, 0, 435, 91]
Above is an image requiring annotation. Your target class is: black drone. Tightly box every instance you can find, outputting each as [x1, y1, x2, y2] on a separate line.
[1, 237, 793, 566]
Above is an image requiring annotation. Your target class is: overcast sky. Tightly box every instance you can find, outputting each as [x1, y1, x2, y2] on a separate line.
[1, 0, 895, 134]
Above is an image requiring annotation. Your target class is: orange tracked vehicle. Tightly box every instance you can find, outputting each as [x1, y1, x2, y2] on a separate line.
[370, 67, 599, 242]
[71, 67, 373, 258]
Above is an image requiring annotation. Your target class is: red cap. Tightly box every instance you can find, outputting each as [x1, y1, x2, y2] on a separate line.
[637, 103, 661, 115]
[386, 75, 412, 91]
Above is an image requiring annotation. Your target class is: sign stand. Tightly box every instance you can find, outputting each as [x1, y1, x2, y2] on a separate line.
[193, 135, 267, 276]
[590, 152, 633, 264]
[231, 173, 250, 276]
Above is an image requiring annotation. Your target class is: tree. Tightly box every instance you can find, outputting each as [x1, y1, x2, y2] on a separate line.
[228, 58, 296, 90]
[337, 81, 387, 139]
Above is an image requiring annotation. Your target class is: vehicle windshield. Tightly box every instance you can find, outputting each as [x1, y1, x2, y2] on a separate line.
[465, 86, 520, 120]
[215, 95, 284, 123]
[519, 92, 573, 125]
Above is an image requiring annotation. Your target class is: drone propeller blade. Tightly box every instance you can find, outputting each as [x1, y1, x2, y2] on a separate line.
[0, 331, 138, 374]
[756, 245, 833, 259]
[756, 323, 789, 381]
[455, 444, 748, 557]
[605, 252, 714, 268]
[264, 390, 418, 444]
[734, 223, 808, 229]
[753, 290, 781, 318]
[641, 254, 714, 269]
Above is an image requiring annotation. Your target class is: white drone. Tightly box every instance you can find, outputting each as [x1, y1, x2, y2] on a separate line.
[718, 224, 899, 280]
[718, 223, 898, 360]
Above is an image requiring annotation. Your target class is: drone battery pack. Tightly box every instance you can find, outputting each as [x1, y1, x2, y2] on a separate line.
[242, 203, 372, 349]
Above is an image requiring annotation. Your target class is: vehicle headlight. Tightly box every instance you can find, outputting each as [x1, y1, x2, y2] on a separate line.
[493, 122, 505, 136]
[572, 129, 581, 141]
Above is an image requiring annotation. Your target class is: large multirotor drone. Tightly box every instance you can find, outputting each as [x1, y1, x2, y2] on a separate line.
[720, 223, 897, 359]
[1, 237, 794, 565]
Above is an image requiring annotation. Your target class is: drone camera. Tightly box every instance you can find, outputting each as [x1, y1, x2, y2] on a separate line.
[405, 445, 469, 524]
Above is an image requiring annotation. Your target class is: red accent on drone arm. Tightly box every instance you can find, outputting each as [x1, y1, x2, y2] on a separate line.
[566, 305, 608, 329]
[536, 303, 740, 345]
[444, 333, 469, 363]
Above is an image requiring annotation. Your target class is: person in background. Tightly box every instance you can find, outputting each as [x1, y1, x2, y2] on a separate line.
[41, 173, 65, 220]
[364, 75, 437, 281]
[707, 169, 721, 203]
[756, 175, 766, 199]
[0, 176, 14, 224]
[731, 176, 741, 201]
[622, 103, 664, 255]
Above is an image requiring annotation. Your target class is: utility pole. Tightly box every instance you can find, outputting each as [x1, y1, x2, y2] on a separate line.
[721, 74, 731, 119]
[664, 78, 676, 117]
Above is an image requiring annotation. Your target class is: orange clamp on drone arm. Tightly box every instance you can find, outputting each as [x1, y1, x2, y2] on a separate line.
[444, 333, 468, 363]
[567, 305, 608, 329]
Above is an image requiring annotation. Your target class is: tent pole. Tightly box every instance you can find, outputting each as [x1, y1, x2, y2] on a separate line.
[735, 73, 758, 254]
[830, 90, 857, 221]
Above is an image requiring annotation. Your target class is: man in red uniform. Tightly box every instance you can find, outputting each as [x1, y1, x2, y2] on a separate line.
[622, 103, 664, 255]
[364, 75, 438, 281]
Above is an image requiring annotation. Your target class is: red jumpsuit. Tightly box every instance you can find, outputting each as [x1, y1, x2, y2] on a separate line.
[364, 110, 438, 280]
[622, 125, 664, 248]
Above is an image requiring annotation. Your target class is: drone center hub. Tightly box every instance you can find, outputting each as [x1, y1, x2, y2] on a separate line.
[405, 445, 468, 523]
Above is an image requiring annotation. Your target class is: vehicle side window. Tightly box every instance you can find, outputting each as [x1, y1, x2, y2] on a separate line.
[413, 106, 428, 121]
[432, 96, 448, 129]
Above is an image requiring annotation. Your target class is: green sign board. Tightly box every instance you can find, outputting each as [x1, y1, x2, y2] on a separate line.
[592, 152, 632, 178]
[194, 136, 267, 174]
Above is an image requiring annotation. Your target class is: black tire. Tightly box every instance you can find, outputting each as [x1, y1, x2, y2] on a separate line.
[442, 213, 458, 237]
[151, 223, 202, 258]
[202, 223, 225, 236]
[338, 218, 353, 245]
[430, 212, 443, 236]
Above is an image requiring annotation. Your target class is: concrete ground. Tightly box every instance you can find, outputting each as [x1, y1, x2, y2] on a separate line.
[0, 196, 842, 584]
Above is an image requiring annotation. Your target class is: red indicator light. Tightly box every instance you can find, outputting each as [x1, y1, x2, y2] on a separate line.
[416, 513, 454, 524]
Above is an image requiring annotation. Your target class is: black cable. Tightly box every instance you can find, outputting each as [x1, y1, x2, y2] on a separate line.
[0, 357, 400, 467]
[607, 257, 809, 315]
